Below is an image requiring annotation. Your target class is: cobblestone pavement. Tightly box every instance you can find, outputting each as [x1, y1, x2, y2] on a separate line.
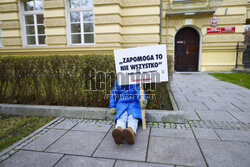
[1, 73, 250, 167]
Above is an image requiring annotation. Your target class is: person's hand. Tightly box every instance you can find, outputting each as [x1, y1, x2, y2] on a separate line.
[110, 108, 116, 115]
[140, 99, 147, 109]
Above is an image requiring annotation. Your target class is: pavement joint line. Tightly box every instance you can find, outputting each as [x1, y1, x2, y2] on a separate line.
[226, 111, 241, 123]
[184, 95, 189, 102]
[197, 121, 202, 128]
[145, 127, 151, 162]
[19, 148, 62, 155]
[112, 159, 117, 167]
[218, 139, 250, 144]
[21, 149, 182, 166]
[233, 96, 246, 104]
[0, 117, 61, 161]
[52, 154, 66, 167]
[51, 128, 112, 134]
[175, 164, 197, 167]
[192, 91, 197, 96]
[212, 121, 220, 129]
[190, 127, 209, 167]
[197, 138, 250, 145]
[202, 102, 210, 110]
[208, 96, 216, 103]
[193, 109, 202, 120]
[212, 129, 222, 141]
[214, 92, 221, 97]
[231, 103, 244, 112]
[149, 135, 196, 140]
[207, 120, 216, 129]
[91, 123, 113, 157]
[43, 118, 81, 152]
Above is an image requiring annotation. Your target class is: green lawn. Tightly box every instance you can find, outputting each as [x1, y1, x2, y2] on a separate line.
[209, 72, 250, 89]
[0, 114, 53, 152]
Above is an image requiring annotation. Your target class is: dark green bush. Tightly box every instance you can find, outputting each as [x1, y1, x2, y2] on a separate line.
[0, 55, 173, 109]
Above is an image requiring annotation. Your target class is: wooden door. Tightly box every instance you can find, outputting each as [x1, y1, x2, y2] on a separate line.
[175, 27, 200, 71]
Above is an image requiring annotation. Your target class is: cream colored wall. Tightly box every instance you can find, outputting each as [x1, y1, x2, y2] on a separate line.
[94, 1, 122, 47]
[121, 0, 160, 48]
[0, 0, 161, 55]
[161, 0, 247, 71]
[0, 0, 22, 47]
[43, 0, 67, 46]
[247, 0, 250, 19]
[94, 0, 161, 48]
[0, 0, 248, 72]
[0, 0, 122, 55]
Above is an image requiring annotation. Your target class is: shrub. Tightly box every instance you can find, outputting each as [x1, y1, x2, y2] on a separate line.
[0, 54, 173, 109]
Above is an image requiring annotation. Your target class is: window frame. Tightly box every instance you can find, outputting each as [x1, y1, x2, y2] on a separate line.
[66, 0, 95, 46]
[19, 0, 46, 47]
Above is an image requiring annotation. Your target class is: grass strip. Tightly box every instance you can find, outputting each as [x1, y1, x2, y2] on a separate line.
[0, 114, 53, 152]
[209, 72, 250, 89]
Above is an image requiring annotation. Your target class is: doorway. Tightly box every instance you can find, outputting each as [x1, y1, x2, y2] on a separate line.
[174, 27, 200, 71]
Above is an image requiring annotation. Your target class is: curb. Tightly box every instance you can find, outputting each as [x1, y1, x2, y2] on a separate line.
[167, 83, 178, 111]
[0, 104, 186, 123]
[232, 68, 250, 74]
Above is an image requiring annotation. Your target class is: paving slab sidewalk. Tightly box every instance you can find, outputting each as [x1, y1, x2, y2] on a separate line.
[1, 73, 250, 167]
[172, 73, 250, 123]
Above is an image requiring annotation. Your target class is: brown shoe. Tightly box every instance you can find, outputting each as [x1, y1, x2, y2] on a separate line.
[122, 127, 135, 145]
[112, 126, 123, 144]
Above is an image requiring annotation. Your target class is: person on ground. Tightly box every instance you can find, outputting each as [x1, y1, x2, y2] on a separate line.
[109, 81, 147, 144]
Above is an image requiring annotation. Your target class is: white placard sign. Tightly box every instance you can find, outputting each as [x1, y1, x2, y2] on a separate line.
[114, 45, 168, 85]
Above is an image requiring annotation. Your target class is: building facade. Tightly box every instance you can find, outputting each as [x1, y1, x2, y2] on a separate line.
[0, 0, 249, 71]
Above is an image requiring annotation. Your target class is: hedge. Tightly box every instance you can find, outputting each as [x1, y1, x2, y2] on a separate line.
[0, 55, 173, 110]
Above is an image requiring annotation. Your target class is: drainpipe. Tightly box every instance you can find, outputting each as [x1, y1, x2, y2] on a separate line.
[159, 0, 162, 44]
[236, 42, 239, 68]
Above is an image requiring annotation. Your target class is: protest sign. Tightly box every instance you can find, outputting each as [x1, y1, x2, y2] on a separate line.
[114, 45, 168, 130]
[114, 45, 168, 86]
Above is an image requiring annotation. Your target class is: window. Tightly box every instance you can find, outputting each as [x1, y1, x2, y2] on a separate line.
[21, 0, 45, 46]
[67, 0, 94, 45]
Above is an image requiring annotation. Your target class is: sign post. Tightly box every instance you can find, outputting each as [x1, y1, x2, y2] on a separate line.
[114, 45, 168, 130]
[140, 83, 146, 130]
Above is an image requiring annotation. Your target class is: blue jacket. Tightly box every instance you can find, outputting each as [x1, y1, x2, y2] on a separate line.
[109, 81, 147, 123]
